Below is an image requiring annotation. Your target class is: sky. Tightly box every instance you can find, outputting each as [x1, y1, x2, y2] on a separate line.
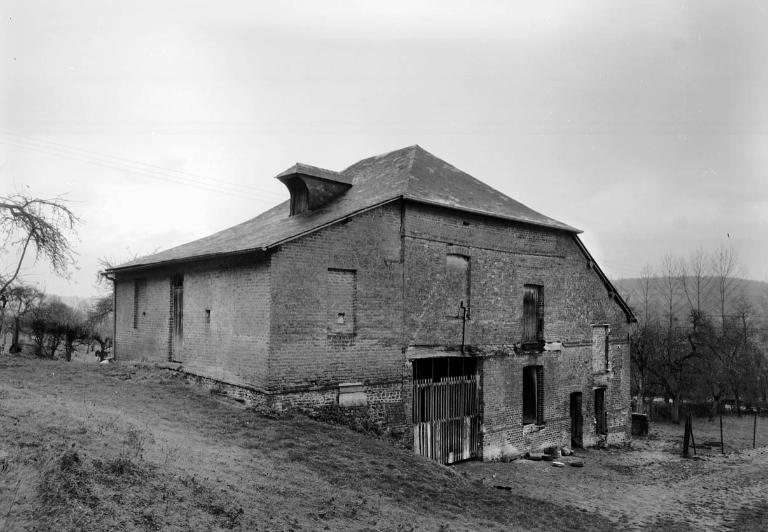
[1, 0, 767, 298]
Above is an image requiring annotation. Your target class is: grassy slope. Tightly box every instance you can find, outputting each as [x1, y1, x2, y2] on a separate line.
[0, 357, 616, 532]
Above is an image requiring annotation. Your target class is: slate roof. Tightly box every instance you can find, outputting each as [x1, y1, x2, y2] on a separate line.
[275, 162, 353, 185]
[110, 145, 579, 271]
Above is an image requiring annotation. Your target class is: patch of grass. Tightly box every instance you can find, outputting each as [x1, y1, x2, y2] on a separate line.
[38, 449, 97, 508]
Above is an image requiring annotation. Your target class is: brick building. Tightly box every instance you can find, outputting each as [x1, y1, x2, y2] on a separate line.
[108, 145, 636, 464]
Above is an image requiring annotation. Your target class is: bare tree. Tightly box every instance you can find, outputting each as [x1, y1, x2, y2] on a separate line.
[679, 248, 708, 322]
[711, 245, 739, 325]
[0, 194, 78, 354]
[648, 255, 697, 422]
[2, 283, 43, 354]
[630, 265, 656, 414]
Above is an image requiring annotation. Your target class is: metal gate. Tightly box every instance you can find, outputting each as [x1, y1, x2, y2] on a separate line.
[413, 367, 480, 464]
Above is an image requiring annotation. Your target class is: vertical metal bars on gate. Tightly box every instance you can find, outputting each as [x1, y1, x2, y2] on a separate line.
[413, 373, 480, 464]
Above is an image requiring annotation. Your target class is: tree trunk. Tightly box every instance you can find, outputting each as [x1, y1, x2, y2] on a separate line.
[710, 395, 720, 422]
[671, 398, 681, 424]
[64, 343, 73, 362]
[9, 316, 21, 353]
[636, 380, 646, 414]
[735, 391, 741, 417]
[0, 304, 6, 355]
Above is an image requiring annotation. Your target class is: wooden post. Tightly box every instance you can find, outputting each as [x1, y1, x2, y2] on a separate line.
[753, 409, 758, 450]
[690, 415, 696, 456]
[720, 414, 724, 454]
[682, 414, 690, 458]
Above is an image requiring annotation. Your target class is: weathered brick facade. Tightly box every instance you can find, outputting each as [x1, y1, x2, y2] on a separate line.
[111, 145, 634, 461]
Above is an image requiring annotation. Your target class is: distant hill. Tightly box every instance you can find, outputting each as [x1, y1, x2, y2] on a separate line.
[614, 277, 768, 327]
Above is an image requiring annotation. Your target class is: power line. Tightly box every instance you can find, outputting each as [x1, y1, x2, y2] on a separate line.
[1, 131, 287, 202]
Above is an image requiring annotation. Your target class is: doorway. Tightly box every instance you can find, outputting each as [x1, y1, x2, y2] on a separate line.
[570, 392, 583, 448]
[412, 357, 480, 464]
[594, 388, 607, 435]
[170, 274, 184, 362]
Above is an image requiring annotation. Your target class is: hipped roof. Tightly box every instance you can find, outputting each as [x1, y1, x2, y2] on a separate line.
[110, 145, 579, 271]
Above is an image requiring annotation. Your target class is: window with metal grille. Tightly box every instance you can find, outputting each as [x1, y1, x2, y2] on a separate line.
[446, 254, 470, 318]
[522, 284, 544, 349]
[523, 365, 544, 425]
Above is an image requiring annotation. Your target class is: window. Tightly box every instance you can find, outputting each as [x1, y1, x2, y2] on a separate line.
[132, 279, 146, 329]
[523, 365, 544, 425]
[327, 269, 356, 335]
[446, 254, 470, 318]
[522, 284, 544, 349]
[595, 388, 607, 435]
[592, 325, 610, 372]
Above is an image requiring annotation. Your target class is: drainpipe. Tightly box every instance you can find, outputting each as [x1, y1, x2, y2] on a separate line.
[460, 301, 467, 355]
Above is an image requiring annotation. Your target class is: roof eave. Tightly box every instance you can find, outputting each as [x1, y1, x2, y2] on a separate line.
[403, 196, 582, 234]
[572, 235, 638, 323]
[105, 246, 268, 275]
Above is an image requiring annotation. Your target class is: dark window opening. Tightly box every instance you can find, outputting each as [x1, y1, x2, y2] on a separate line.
[522, 284, 544, 350]
[446, 254, 470, 318]
[523, 365, 544, 425]
[595, 387, 607, 435]
[413, 356, 477, 382]
[205, 308, 211, 325]
[170, 274, 184, 361]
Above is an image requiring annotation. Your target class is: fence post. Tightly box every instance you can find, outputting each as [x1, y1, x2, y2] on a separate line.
[720, 414, 724, 454]
[753, 409, 758, 450]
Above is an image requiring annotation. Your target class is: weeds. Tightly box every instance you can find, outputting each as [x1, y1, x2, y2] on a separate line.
[37, 449, 98, 519]
[312, 404, 385, 436]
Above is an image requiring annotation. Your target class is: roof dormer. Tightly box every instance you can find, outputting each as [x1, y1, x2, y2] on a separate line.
[275, 163, 352, 216]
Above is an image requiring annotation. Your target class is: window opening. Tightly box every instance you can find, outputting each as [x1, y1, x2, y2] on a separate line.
[523, 365, 544, 425]
[522, 284, 544, 349]
[595, 388, 607, 435]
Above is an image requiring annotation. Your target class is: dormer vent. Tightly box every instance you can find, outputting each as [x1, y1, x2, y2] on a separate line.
[275, 163, 352, 216]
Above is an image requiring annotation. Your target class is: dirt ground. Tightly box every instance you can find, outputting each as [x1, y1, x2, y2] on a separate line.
[458, 419, 768, 531]
[2, 355, 768, 531]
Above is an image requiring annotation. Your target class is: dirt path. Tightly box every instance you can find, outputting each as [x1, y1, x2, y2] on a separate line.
[457, 439, 768, 530]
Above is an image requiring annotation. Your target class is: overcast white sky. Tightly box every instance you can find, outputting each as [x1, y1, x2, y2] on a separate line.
[1, 0, 767, 298]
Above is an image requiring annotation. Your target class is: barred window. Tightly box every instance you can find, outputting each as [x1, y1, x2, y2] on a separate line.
[523, 365, 544, 425]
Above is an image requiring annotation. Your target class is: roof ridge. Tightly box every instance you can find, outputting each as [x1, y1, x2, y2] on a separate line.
[402, 145, 420, 197]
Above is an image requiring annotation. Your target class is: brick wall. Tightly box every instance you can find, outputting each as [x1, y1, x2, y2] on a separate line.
[114, 254, 271, 390]
[401, 202, 631, 457]
[180, 259, 271, 390]
[115, 274, 172, 362]
[268, 203, 405, 408]
[114, 198, 631, 458]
